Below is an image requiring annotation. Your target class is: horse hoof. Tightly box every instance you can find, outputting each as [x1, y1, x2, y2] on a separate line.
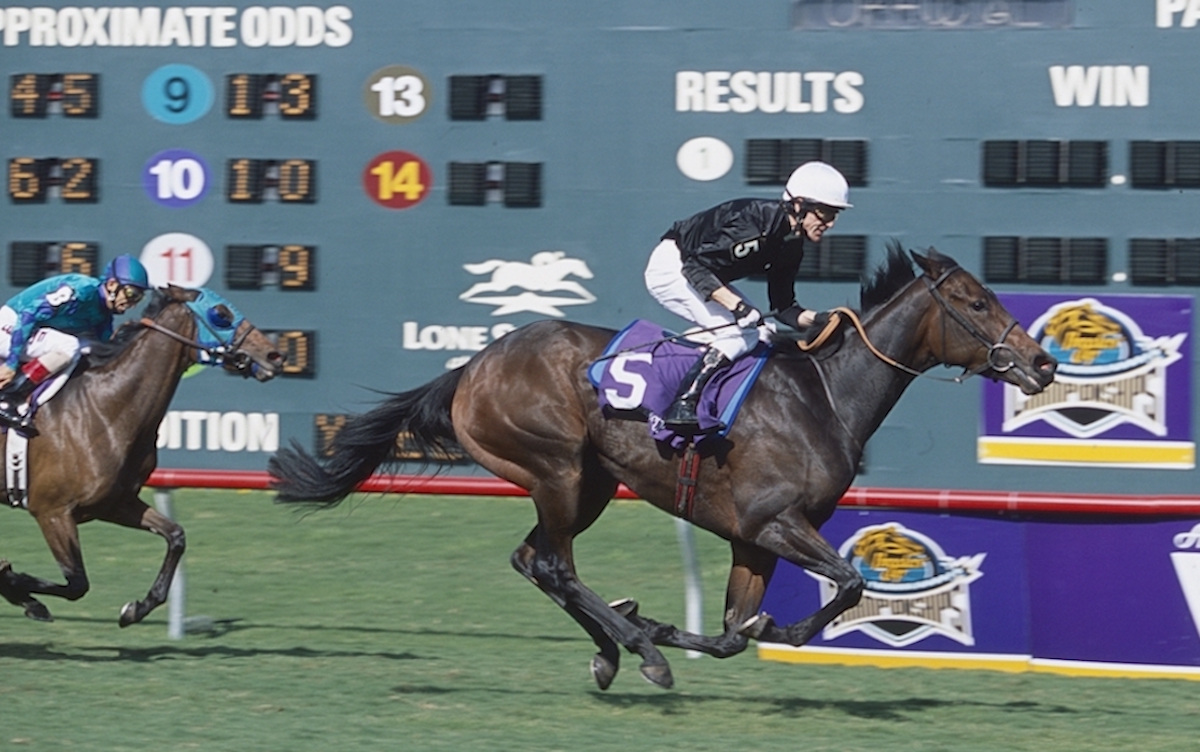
[738, 612, 773, 640]
[639, 661, 674, 689]
[23, 601, 52, 622]
[609, 598, 639, 618]
[118, 601, 141, 628]
[590, 653, 618, 691]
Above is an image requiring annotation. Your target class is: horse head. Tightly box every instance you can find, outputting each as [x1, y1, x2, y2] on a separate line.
[156, 285, 285, 381]
[911, 247, 1056, 395]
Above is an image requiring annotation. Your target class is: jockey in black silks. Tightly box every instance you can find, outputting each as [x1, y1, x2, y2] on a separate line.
[643, 161, 853, 432]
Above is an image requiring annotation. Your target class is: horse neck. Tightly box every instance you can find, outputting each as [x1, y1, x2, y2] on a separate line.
[87, 305, 196, 422]
[822, 282, 938, 444]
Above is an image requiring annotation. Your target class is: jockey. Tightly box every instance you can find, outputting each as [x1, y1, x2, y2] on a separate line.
[0, 254, 150, 433]
[644, 161, 852, 431]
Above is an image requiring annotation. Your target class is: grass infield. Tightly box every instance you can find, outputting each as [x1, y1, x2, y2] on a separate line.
[0, 490, 1198, 751]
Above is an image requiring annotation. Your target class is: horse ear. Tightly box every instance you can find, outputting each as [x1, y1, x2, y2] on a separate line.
[910, 246, 946, 278]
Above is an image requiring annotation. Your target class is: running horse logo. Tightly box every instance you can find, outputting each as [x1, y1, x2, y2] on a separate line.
[460, 250, 596, 316]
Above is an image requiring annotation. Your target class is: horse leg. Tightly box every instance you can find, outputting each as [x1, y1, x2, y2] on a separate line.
[615, 540, 775, 659]
[737, 508, 864, 646]
[0, 559, 54, 621]
[94, 497, 185, 627]
[0, 509, 91, 621]
[511, 530, 622, 690]
[519, 514, 675, 689]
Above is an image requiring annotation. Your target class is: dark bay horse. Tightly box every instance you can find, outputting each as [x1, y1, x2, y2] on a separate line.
[0, 285, 283, 626]
[270, 247, 1056, 689]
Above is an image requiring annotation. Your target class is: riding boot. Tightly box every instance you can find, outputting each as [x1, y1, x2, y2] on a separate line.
[662, 347, 732, 431]
[0, 372, 39, 434]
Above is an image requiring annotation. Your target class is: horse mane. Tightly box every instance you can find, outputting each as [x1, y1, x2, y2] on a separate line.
[82, 290, 172, 369]
[859, 241, 916, 314]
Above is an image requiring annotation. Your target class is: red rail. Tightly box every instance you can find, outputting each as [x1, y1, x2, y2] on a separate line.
[146, 468, 1200, 516]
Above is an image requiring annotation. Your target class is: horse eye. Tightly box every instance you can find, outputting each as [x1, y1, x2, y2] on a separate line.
[971, 299, 987, 312]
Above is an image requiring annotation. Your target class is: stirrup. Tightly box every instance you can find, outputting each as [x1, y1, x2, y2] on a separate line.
[0, 404, 37, 436]
[662, 398, 700, 429]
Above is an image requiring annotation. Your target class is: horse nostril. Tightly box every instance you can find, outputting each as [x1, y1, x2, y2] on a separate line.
[269, 351, 286, 366]
[1034, 354, 1057, 378]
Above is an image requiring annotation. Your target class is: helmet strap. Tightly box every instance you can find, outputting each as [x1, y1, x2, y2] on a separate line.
[103, 279, 120, 310]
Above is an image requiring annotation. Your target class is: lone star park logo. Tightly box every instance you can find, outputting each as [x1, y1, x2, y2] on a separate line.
[459, 250, 596, 317]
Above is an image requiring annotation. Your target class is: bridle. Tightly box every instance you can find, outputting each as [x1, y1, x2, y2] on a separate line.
[826, 265, 1021, 384]
[139, 301, 259, 375]
[922, 264, 1020, 380]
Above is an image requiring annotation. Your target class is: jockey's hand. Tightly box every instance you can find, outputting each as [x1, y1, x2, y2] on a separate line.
[0, 365, 14, 390]
[776, 305, 818, 330]
[732, 301, 763, 329]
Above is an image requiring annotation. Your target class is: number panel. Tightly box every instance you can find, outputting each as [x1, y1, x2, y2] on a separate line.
[9, 73, 98, 118]
[7, 241, 99, 285]
[262, 329, 317, 377]
[225, 73, 317, 119]
[226, 159, 316, 203]
[224, 244, 316, 290]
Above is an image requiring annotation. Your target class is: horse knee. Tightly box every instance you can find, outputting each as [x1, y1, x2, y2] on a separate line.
[167, 527, 186, 553]
[710, 634, 750, 659]
[839, 570, 864, 606]
[62, 574, 89, 601]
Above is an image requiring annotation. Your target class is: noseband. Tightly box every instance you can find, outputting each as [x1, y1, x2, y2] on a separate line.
[139, 305, 259, 374]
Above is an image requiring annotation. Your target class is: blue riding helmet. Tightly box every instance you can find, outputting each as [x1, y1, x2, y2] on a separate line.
[102, 255, 151, 289]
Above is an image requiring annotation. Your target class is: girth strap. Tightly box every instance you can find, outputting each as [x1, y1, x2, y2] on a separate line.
[674, 444, 701, 520]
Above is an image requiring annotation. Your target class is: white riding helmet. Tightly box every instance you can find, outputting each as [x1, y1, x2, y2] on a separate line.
[783, 161, 853, 209]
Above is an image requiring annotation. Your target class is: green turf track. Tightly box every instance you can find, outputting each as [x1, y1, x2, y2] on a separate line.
[1, 490, 1198, 751]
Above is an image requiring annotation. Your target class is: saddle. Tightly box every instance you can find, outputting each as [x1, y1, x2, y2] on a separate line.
[588, 320, 772, 448]
[589, 312, 851, 436]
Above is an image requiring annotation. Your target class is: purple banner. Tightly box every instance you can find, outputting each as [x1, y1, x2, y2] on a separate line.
[760, 509, 1200, 672]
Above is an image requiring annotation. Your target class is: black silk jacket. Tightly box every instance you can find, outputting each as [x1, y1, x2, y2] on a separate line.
[662, 198, 805, 314]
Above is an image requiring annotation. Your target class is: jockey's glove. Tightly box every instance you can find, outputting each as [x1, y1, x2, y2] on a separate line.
[775, 305, 812, 330]
[732, 301, 763, 329]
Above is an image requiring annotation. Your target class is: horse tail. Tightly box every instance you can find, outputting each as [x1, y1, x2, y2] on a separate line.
[270, 368, 464, 507]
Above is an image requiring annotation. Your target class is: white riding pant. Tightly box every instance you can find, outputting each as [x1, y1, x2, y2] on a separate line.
[644, 239, 764, 361]
[0, 306, 83, 403]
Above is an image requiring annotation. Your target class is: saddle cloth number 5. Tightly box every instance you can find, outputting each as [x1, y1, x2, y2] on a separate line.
[604, 352, 652, 410]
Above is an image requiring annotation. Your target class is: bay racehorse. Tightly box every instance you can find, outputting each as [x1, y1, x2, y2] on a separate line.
[270, 246, 1055, 689]
[0, 285, 283, 626]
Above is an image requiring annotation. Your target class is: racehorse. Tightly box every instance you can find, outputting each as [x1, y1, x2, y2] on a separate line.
[0, 285, 284, 626]
[270, 246, 1056, 689]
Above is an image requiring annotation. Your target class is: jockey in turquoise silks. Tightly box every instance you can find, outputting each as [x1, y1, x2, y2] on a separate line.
[0, 254, 150, 433]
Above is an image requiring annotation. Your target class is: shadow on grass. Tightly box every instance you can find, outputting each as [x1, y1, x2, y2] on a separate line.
[0, 613, 585, 643]
[590, 692, 1080, 721]
[0, 640, 428, 663]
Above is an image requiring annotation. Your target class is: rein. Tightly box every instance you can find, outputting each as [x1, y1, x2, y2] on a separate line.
[592, 310, 784, 362]
[139, 309, 255, 371]
[818, 265, 1019, 385]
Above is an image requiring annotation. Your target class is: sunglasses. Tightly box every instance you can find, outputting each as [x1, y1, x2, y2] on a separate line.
[808, 204, 841, 224]
[117, 284, 145, 304]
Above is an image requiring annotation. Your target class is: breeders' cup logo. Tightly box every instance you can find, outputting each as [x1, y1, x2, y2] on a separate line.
[808, 523, 985, 647]
[1171, 523, 1200, 640]
[1005, 298, 1186, 438]
[459, 251, 596, 316]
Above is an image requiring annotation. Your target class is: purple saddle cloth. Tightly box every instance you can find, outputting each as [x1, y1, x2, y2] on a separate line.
[587, 319, 771, 447]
